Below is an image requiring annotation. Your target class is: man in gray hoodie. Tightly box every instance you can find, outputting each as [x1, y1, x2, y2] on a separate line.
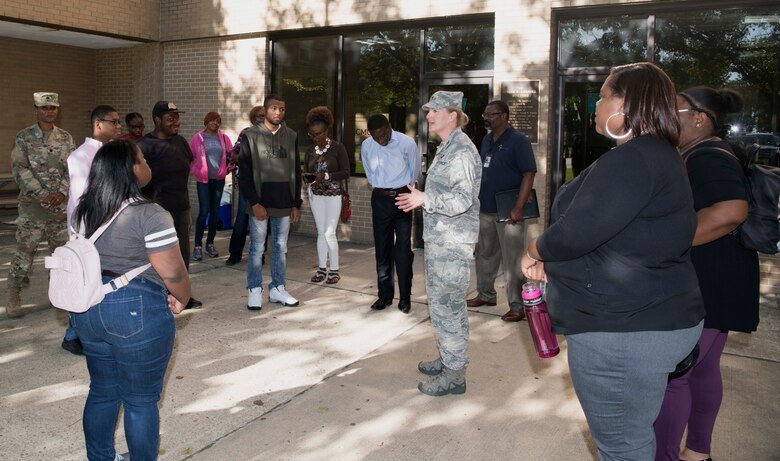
[238, 94, 302, 310]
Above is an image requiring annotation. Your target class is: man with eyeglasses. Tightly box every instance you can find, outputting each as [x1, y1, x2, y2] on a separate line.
[467, 100, 537, 322]
[8, 92, 74, 323]
[66, 105, 122, 233]
[52, 105, 123, 354]
[138, 100, 202, 310]
[361, 114, 421, 314]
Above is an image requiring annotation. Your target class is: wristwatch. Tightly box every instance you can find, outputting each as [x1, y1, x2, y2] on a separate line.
[324, 172, 330, 181]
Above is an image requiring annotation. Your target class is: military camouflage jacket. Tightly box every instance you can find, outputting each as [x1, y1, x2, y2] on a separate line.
[11, 123, 73, 207]
[422, 128, 481, 244]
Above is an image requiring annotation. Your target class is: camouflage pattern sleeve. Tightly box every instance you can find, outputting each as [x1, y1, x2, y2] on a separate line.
[423, 131, 481, 217]
[421, 129, 482, 245]
[11, 132, 46, 201]
[11, 126, 73, 204]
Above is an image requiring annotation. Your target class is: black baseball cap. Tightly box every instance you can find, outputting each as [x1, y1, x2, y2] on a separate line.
[152, 101, 185, 119]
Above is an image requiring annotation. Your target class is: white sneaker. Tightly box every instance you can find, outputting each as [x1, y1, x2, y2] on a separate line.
[269, 285, 299, 306]
[247, 287, 263, 311]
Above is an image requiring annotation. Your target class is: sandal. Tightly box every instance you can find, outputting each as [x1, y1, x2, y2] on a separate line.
[325, 271, 341, 284]
[311, 268, 326, 283]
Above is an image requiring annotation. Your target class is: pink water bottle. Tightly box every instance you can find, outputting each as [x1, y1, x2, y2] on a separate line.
[521, 282, 560, 358]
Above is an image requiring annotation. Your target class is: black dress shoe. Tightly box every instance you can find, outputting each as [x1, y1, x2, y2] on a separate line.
[466, 297, 497, 307]
[371, 298, 392, 310]
[61, 338, 83, 355]
[225, 256, 241, 266]
[501, 310, 525, 322]
[398, 300, 411, 314]
[185, 298, 203, 310]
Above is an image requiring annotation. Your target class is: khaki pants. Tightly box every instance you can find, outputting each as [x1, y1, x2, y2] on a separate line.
[474, 211, 526, 311]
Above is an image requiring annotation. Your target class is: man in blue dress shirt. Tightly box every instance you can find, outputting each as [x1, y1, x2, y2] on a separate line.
[361, 114, 421, 314]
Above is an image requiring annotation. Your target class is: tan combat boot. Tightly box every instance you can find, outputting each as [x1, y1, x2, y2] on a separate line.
[7, 287, 24, 319]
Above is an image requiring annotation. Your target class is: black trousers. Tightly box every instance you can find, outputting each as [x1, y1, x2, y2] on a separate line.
[371, 191, 413, 301]
[170, 208, 191, 269]
[228, 192, 249, 259]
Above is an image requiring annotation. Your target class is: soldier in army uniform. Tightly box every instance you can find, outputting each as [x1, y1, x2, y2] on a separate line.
[397, 91, 481, 396]
[7, 92, 73, 323]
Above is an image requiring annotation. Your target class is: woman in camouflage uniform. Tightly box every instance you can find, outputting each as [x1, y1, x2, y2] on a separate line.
[397, 91, 481, 396]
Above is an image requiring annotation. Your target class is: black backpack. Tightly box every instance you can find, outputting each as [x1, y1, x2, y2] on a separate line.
[687, 144, 780, 254]
[739, 144, 780, 254]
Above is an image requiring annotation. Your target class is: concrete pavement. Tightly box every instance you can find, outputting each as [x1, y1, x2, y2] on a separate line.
[0, 209, 778, 460]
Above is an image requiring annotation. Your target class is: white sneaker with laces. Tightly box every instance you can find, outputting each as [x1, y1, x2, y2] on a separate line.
[269, 285, 299, 306]
[247, 287, 263, 311]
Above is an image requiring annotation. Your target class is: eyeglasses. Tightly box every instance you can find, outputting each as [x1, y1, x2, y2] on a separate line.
[482, 112, 503, 119]
[308, 131, 327, 139]
[99, 119, 121, 127]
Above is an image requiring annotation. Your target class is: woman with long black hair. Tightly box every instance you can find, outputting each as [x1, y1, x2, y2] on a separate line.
[71, 139, 190, 461]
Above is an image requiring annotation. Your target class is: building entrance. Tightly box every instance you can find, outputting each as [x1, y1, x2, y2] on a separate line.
[420, 79, 492, 172]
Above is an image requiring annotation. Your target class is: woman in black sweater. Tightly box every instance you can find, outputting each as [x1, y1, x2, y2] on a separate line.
[522, 62, 705, 460]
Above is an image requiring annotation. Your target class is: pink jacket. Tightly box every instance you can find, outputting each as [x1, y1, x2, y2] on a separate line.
[189, 130, 233, 183]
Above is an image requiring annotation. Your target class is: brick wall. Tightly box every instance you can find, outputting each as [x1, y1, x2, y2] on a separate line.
[161, 37, 266, 142]
[96, 43, 163, 125]
[296, 177, 375, 244]
[1, 37, 95, 173]
[0, 0, 159, 41]
[160, 36, 268, 232]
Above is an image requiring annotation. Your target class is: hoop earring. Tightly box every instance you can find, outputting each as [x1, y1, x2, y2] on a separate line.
[605, 112, 632, 140]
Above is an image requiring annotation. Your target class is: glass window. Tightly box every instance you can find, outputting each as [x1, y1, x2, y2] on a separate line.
[343, 30, 421, 174]
[656, 7, 780, 137]
[272, 37, 339, 158]
[425, 24, 494, 72]
[558, 16, 648, 68]
[272, 20, 496, 176]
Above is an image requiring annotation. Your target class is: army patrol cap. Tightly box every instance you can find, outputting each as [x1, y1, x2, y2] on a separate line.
[422, 91, 464, 111]
[33, 92, 59, 107]
[152, 100, 185, 119]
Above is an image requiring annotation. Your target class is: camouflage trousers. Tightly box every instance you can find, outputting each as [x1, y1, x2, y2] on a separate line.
[424, 242, 474, 371]
[8, 202, 67, 288]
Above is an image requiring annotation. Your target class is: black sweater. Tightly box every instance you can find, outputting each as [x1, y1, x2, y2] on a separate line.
[537, 135, 705, 335]
[138, 133, 193, 212]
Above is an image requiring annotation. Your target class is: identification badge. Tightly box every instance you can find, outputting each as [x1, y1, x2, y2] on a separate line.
[483, 155, 491, 168]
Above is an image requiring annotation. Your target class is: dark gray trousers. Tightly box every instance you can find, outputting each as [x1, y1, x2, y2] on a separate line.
[566, 321, 703, 461]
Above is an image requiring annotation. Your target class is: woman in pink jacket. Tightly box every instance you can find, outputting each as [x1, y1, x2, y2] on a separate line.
[189, 112, 233, 260]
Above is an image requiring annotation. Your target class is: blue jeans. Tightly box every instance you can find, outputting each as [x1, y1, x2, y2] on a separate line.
[195, 179, 225, 247]
[64, 317, 78, 340]
[71, 277, 175, 461]
[248, 214, 289, 290]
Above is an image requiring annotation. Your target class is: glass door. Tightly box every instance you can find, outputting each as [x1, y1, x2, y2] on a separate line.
[420, 79, 492, 171]
[557, 77, 611, 185]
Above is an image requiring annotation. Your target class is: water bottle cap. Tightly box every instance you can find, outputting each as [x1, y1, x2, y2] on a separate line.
[522, 283, 542, 300]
